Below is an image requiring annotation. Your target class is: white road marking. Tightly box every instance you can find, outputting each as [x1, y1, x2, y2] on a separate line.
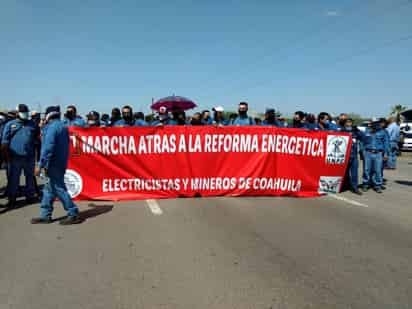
[146, 199, 163, 215]
[327, 194, 369, 208]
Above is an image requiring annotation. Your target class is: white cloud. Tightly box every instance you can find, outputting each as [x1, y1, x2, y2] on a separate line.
[325, 10, 340, 17]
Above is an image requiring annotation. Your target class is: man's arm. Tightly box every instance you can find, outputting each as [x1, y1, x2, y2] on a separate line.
[1, 122, 12, 161]
[39, 126, 57, 170]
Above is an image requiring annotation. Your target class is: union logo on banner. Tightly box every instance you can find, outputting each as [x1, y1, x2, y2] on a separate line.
[326, 135, 349, 164]
[64, 169, 83, 198]
[318, 176, 342, 194]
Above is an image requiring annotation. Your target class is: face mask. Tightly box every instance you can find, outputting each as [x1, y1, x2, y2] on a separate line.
[123, 113, 132, 121]
[267, 115, 275, 123]
[18, 112, 29, 120]
[0, 115, 5, 123]
[345, 126, 353, 131]
[88, 120, 97, 126]
[65, 111, 75, 120]
[324, 120, 330, 125]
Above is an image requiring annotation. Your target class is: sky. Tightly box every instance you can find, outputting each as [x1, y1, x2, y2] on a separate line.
[1, 0, 411, 117]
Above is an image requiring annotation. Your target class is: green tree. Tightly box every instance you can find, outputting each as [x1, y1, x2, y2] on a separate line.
[390, 104, 407, 116]
[347, 113, 365, 126]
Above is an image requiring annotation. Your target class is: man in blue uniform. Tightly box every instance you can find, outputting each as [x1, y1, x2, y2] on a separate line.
[100, 114, 110, 127]
[114, 105, 137, 127]
[63, 105, 86, 127]
[211, 106, 228, 126]
[232, 102, 256, 126]
[134, 112, 148, 126]
[261, 108, 280, 127]
[361, 120, 389, 193]
[151, 107, 177, 126]
[342, 119, 364, 195]
[1, 104, 38, 208]
[31, 106, 82, 225]
[290, 111, 307, 129]
[201, 110, 213, 125]
[86, 111, 101, 127]
[109, 108, 121, 126]
[385, 116, 400, 169]
[317, 112, 339, 131]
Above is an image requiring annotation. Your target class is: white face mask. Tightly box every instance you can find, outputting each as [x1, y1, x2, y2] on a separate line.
[18, 112, 29, 120]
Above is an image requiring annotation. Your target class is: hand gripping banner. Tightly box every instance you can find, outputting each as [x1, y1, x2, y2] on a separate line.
[65, 126, 352, 201]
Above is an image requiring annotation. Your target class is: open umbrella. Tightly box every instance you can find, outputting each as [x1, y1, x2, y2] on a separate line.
[151, 96, 197, 112]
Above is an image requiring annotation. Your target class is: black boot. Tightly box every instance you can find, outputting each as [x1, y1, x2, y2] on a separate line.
[351, 189, 363, 195]
[59, 216, 84, 225]
[31, 217, 52, 224]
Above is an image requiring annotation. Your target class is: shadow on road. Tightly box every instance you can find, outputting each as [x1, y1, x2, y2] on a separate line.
[0, 198, 40, 214]
[52, 203, 114, 223]
[394, 180, 412, 186]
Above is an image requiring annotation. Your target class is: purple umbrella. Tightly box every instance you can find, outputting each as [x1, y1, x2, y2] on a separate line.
[151, 96, 197, 112]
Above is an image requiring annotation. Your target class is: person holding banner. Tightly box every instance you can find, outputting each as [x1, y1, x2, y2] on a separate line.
[151, 107, 177, 126]
[342, 118, 364, 195]
[86, 111, 101, 127]
[31, 106, 82, 225]
[232, 102, 256, 126]
[114, 105, 137, 127]
[211, 106, 228, 126]
[317, 112, 339, 131]
[63, 105, 86, 127]
[261, 108, 280, 127]
[291, 111, 307, 129]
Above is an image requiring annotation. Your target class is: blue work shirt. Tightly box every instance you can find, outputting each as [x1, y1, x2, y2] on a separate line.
[386, 122, 400, 143]
[291, 122, 308, 129]
[362, 128, 389, 156]
[113, 119, 137, 127]
[201, 118, 213, 125]
[212, 119, 229, 126]
[1, 119, 38, 157]
[151, 119, 178, 126]
[39, 119, 70, 173]
[261, 120, 280, 127]
[342, 128, 364, 159]
[63, 117, 86, 127]
[135, 119, 148, 126]
[232, 115, 256, 126]
[305, 122, 318, 130]
[317, 122, 339, 131]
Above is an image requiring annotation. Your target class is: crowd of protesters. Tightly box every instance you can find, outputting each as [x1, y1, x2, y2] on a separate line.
[0, 101, 401, 222]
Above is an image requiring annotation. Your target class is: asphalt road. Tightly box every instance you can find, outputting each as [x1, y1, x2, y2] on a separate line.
[1, 157, 412, 309]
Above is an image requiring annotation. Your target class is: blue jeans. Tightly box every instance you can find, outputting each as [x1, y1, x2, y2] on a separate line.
[347, 156, 359, 190]
[362, 151, 383, 189]
[386, 142, 398, 169]
[7, 156, 35, 199]
[40, 169, 79, 219]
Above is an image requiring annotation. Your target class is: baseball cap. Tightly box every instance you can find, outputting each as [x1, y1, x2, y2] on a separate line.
[212, 106, 224, 112]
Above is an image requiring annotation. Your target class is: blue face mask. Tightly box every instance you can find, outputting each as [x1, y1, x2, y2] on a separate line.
[345, 126, 353, 131]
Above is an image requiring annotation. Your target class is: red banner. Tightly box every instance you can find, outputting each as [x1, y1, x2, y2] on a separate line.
[65, 126, 352, 201]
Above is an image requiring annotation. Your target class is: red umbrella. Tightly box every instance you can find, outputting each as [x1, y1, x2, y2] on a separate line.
[151, 96, 197, 112]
